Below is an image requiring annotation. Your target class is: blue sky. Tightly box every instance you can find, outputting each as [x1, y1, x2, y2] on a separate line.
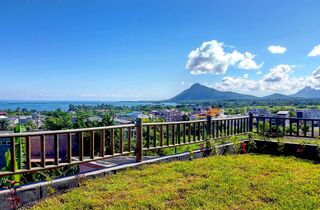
[0, 0, 319, 100]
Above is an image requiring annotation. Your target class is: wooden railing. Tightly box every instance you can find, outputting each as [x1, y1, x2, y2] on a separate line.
[0, 116, 250, 178]
[252, 115, 320, 138]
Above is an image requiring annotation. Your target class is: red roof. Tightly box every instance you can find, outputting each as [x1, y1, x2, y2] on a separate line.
[0, 112, 7, 116]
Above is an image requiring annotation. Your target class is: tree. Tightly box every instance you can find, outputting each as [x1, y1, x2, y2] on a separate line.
[0, 119, 10, 131]
[25, 120, 36, 131]
[44, 110, 73, 130]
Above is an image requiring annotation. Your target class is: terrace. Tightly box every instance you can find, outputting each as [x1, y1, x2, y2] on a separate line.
[0, 114, 319, 208]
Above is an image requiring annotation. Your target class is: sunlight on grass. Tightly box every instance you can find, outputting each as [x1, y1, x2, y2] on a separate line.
[32, 155, 320, 210]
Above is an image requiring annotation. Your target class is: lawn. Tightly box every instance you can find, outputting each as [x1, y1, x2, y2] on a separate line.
[32, 155, 320, 210]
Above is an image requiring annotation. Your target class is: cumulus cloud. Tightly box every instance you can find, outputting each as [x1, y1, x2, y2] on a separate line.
[214, 64, 320, 94]
[263, 64, 292, 82]
[308, 44, 320, 57]
[267, 45, 287, 54]
[186, 40, 262, 75]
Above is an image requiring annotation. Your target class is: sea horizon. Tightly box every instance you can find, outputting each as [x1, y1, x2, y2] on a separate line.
[0, 100, 176, 111]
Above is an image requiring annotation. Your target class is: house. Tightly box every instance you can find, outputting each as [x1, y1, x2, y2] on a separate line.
[151, 109, 184, 122]
[276, 111, 290, 118]
[297, 109, 320, 119]
[0, 116, 8, 120]
[84, 116, 103, 123]
[19, 116, 33, 124]
[114, 118, 132, 125]
[128, 111, 149, 120]
[190, 108, 224, 120]
[207, 108, 224, 118]
[248, 108, 271, 116]
[8, 116, 19, 126]
[0, 112, 7, 116]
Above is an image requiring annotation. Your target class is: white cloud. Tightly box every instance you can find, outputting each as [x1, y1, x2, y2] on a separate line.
[180, 81, 186, 85]
[256, 70, 262, 75]
[214, 64, 320, 95]
[238, 52, 264, 70]
[186, 40, 262, 75]
[267, 45, 287, 54]
[308, 44, 320, 57]
[263, 64, 292, 82]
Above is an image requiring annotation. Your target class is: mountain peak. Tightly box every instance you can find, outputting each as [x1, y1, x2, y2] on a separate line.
[290, 86, 320, 98]
[168, 83, 256, 102]
[190, 83, 205, 88]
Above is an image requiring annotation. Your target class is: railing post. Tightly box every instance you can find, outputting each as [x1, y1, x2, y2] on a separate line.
[249, 112, 253, 132]
[135, 118, 143, 162]
[207, 115, 212, 139]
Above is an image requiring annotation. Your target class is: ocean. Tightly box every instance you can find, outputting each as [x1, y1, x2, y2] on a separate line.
[0, 101, 176, 111]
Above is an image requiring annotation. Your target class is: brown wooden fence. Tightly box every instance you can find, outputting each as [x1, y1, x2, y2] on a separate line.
[0, 116, 250, 178]
[252, 115, 320, 138]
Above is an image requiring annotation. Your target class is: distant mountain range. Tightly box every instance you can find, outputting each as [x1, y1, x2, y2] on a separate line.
[289, 86, 320, 98]
[167, 83, 320, 102]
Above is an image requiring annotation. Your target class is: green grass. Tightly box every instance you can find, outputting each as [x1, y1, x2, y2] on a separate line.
[32, 155, 320, 210]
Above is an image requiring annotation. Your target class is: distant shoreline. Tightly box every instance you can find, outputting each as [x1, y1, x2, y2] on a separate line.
[0, 100, 177, 111]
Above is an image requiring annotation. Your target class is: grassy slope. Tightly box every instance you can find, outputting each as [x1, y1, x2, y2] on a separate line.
[32, 155, 320, 210]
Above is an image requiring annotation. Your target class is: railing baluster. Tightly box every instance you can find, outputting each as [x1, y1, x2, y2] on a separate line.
[276, 118, 279, 136]
[153, 125, 157, 147]
[67, 133, 72, 163]
[100, 130, 106, 157]
[226, 120, 230, 136]
[183, 123, 186, 143]
[79, 132, 84, 161]
[54, 134, 59, 165]
[172, 124, 175, 145]
[312, 120, 315, 138]
[119, 128, 124, 154]
[202, 121, 205, 140]
[212, 120, 215, 138]
[40, 135, 46, 167]
[110, 129, 114, 155]
[297, 120, 300, 137]
[166, 124, 170, 145]
[26, 136, 31, 169]
[188, 123, 191, 142]
[135, 119, 143, 162]
[10, 137, 16, 172]
[160, 125, 163, 147]
[304, 120, 307, 137]
[193, 123, 196, 141]
[197, 122, 201, 140]
[146, 125, 150, 148]
[128, 127, 132, 152]
[90, 131, 95, 159]
[216, 121, 219, 137]
[289, 120, 293, 136]
[177, 124, 181, 144]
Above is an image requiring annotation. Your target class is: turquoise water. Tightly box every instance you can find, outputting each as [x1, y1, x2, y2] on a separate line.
[0, 100, 176, 111]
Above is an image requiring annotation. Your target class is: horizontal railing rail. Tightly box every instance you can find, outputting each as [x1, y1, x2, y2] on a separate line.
[252, 115, 320, 138]
[0, 116, 250, 178]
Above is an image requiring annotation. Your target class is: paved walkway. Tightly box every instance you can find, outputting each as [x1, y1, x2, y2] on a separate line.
[79, 156, 160, 173]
